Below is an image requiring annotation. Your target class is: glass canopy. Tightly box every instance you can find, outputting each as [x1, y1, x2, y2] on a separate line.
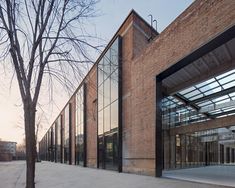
[162, 68, 235, 128]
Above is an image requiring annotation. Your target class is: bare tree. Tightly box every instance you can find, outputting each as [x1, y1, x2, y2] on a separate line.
[0, 0, 100, 187]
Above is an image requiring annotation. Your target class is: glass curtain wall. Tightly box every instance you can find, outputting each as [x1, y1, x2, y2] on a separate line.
[39, 141, 41, 160]
[44, 136, 46, 160]
[51, 125, 55, 162]
[56, 116, 62, 163]
[75, 85, 85, 166]
[40, 131, 49, 161]
[172, 130, 219, 169]
[39, 138, 42, 160]
[39, 137, 46, 160]
[64, 104, 71, 164]
[98, 37, 120, 170]
[45, 134, 48, 160]
[40, 116, 62, 162]
[164, 127, 235, 170]
[47, 130, 51, 161]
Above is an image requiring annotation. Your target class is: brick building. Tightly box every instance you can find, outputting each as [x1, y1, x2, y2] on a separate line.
[39, 0, 235, 179]
[0, 141, 17, 161]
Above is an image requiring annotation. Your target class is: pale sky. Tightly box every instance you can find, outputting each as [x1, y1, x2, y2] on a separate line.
[0, 0, 194, 144]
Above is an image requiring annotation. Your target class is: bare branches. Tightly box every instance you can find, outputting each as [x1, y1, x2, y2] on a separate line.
[0, 1, 101, 186]
[0, 0, 101, 106]
[0, 1, 27, 100]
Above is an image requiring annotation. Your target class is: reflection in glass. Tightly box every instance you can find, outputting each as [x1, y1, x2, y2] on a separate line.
[48, 129, 51, 161]
[98, 84, 104, 111]
[98, 110, 103, 135]
[104, 106, 110, 133]
[98, 62, 104, 86]
[98, 136, 104, 169]
[111, 70, 118, 103]
[51, 125, 55, 162]
[56, 116, 61, 163]
[110, 38, 119, 73]
[45, 134, 48, 160]
[104, 78, 110, 107]
[76, 86, 84, 166]
[103, 52, 110, 80]
[97, 37, 120, 170]
[64, 105, 70, 164]
[111, 101, 118, 130]
[163, 126, 235, 170]
[104, 133, 118, 170]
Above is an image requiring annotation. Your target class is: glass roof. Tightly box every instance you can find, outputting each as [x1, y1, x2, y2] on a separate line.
[162, 68, 235, 128]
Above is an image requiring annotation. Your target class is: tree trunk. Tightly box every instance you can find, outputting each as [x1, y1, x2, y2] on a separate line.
[24, 99, 36, 188]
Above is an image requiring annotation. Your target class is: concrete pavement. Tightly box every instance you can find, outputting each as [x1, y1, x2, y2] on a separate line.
[0, 161, 232, 188]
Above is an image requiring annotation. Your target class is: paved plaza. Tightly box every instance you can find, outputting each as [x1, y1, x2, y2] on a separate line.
[0, 161, 233, 188]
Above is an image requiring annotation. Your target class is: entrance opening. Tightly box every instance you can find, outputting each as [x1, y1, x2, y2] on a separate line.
[162, 66, 235, 169]
[98, 132, 118, 170]
[158, 33, 235, 186]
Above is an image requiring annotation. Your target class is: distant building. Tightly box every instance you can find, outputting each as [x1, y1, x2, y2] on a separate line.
[0, 141, 17, 161]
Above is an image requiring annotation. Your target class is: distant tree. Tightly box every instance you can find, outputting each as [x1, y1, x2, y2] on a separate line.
[16, 138, 26, 160]
[15, 111, 46, 160]
[0, 0, 100, 187]
[35, 112, 45, 161]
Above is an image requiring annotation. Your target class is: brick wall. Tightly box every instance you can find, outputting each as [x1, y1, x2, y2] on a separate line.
[86, 66, 98, 168]
[0, 153, 12, 161]
[127, 0, 235, 175]
[84, 11, 156, 171]
[40, 0, 235, 176]
[121, 13, 157, 176]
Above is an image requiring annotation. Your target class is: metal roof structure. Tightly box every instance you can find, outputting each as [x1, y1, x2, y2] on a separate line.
[162, 38, 235, 128]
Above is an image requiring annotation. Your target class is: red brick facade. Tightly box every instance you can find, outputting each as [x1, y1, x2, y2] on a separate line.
[39, 0, 235, 176]
[128, 0, 235, 175]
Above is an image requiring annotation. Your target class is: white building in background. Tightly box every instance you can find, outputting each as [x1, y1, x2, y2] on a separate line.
[0, 141, 17, 161]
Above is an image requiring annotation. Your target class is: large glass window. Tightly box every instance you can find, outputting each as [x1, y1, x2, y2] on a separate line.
[98, 37, 120, 170]
[56, 116, 61, 163]
[111, 70, 118, 103]
[164, 127, 235, 170]
[75, 85, 85, 166]
[40, 132, 49, 161]
[45, 133, 48, 160]
[64, 104, 71, 164]
[51, 125, 55, 162]
[39, 136, 47, 161]
[47, 130, 51, 161]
